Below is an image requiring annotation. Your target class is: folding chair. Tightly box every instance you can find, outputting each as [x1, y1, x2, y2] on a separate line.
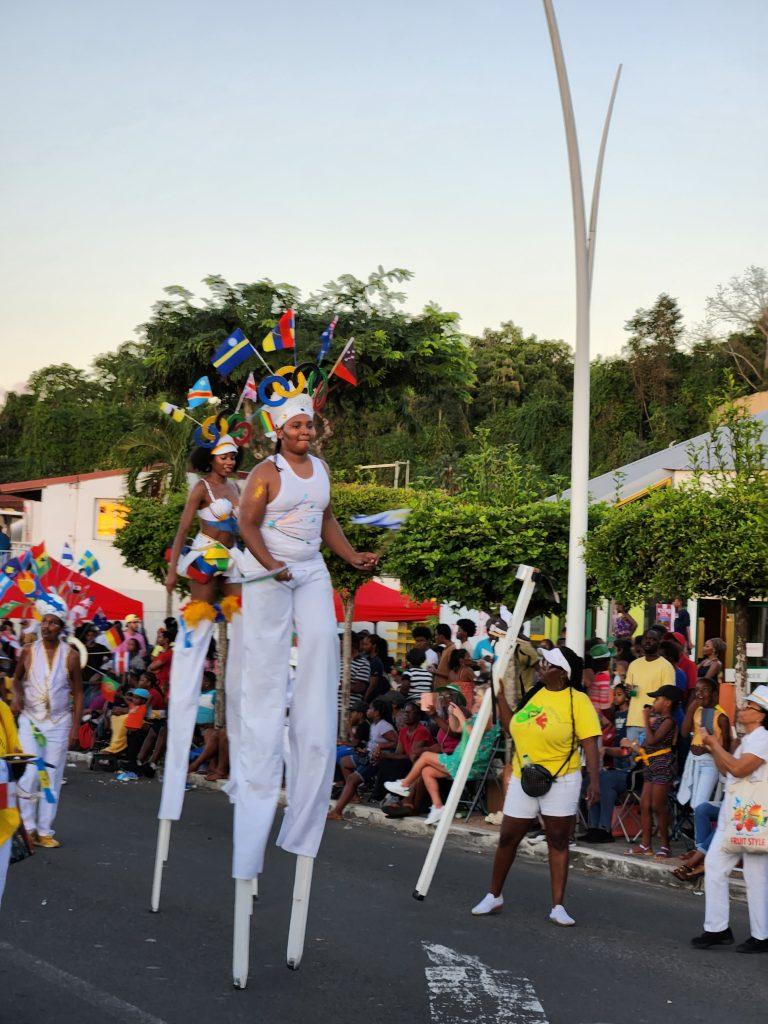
[613, 768, 643, 843]
[455, 732, 505, 821]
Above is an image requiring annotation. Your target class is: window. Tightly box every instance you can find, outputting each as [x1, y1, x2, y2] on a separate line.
[95, 499, 128, 540]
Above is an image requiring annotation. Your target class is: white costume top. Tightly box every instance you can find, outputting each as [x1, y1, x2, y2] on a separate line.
[23, 640, 72, 723]
[260, 454, 330, 563]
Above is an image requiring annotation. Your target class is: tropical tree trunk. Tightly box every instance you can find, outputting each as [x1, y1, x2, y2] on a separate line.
[338, 592, 355, 739]
[733, 596, 750, 703]
[165, 585, 173, 620]
[215, 618, 228, 730]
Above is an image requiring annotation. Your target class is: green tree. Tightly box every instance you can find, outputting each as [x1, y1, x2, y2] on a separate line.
[116, 408, 192, 497]
[113, 493, 189, 589]
[585, 400, 768, 699]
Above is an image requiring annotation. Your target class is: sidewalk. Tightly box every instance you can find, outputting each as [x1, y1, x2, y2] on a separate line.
[69, 753, 745, 900]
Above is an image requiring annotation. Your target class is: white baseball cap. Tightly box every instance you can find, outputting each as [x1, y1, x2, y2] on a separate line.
[537, 646, 571, 679]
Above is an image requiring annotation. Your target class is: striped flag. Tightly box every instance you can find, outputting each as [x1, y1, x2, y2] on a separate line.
[100, 674, 121, 702]
[262, 310, 295, 352]
[316, 316, 338, 364]
[187, 375, 214, 409]
[211, 328, 255, 377]
[257, 408, 275, 436]
[242, 372, 258, 402]
[103, 623, 124, 650]
[31, 542, 51, 576]
[114, 649, 130, 676]
[61, 542, 74, 567]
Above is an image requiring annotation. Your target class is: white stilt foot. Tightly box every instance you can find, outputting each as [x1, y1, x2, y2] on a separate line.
[233, 878, 255, 989]
[150, 819, 172, 912]
[286, 855, 314, 970]
[252, 876, 259, 900]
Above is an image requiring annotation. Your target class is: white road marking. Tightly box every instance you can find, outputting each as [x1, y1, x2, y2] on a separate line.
[0, 941, 169, 1024]
[423, 942, 549, 1024]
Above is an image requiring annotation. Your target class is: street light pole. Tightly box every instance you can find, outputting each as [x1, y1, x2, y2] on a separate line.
[542, 0, 621, 655]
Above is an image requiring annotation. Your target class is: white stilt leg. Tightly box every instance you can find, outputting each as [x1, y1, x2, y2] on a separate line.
[286, 855, 314, 970]
[233, 877, 255, 989]
[150, 819, 172, 912]
[252, 876, 259, 900]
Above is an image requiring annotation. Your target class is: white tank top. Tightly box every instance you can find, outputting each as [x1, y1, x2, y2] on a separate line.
[260, 453, 330, 562]
[24, 640, 72, 723]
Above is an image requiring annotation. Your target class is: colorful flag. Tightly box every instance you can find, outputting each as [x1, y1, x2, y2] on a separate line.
[31, 542, 51, 577]
[330, 339, 358, 386]
[316, 316, 338, 364]
[257, 408, 275, 436]
[69, 595, 94, 628]
[78, 551, 100, 577]
[104, 623, 124, 650]
[262, 310, 295, 353]
[0, 576, 13, 601]
[2, 556, 24, 579]
[92, 610, 109, 632]
[61, 542, 74, 567]
[242, 372, 258, 402]
[114, 649, 130, 676]
[0, 601, 20, 618]
[211, 328, 255, 377]
[100, 674, 120, 702]
[160, 401, 186, 423]
[17, 572, 47, 600]
[187, 375, 214, 409]
[350, 508, 412, 530]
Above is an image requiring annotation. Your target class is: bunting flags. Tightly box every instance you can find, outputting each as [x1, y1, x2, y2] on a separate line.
[31, 542, 51, 577]
[316, 316, 338, 364]
[61, 542, 74, 567]
[187, 376, 214, 409]
[211, 328, 255, 377]
[330, 339, 358, 386]
[262, 310, 295, 352]
[78, 551, 100, 577]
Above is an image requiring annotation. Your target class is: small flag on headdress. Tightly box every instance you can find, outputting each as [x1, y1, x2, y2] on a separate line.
[242, 372, 258, 402]
[160, 401, 186, 423]
[104, 623, 124, 650]
[61, 542, 74, 567]
[78, 551, 100, 577]
[330, 339, 358, 386]
[257, 408, 275, 435]
[262, 310, 295, 353]
[187, 376, 214, 409]
[31, 542, 51, 577]
[211, 328, 255, 377]
[317, 316, 338, 364]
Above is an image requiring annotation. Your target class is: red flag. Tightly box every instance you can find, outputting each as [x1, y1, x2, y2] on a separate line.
[330, 340, 358, 386]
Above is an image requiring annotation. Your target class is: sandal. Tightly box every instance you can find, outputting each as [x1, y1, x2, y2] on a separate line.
[672, 864, 704, 882]
[627, 844, 654, 857]
[654, 846, 672, 860]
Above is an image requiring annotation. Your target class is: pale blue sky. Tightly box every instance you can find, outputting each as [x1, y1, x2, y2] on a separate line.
[1, 0, 765, 389]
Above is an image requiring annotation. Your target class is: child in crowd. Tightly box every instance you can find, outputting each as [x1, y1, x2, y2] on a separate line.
[188, 672, 226, 779]
[626, 684, 680, 859]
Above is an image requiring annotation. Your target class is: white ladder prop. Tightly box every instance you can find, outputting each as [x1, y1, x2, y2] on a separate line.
[286, 855, 314, 970]
[412, 564, 539, 901]
[150, 818, 172, 913]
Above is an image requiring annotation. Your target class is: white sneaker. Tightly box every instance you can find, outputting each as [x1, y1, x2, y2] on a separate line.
[384, 780, 410, 798]
[424, 805, 444, 826]
[549, 904, 575, 927]
[471, 893, 504, 916]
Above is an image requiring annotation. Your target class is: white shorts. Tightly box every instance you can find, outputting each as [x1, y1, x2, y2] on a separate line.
[503, 769, 582, 819]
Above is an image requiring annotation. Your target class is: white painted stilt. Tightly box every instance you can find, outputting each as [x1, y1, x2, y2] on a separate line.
[413, 566, 539, 901]
[252, 876, 259, 900]
[286, 855, 314, 970]
[233, 877, 255, 989]
[150, 819, 172, 912]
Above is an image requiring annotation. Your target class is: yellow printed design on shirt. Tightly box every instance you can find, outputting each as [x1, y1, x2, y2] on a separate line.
[510, 688, 600, 778]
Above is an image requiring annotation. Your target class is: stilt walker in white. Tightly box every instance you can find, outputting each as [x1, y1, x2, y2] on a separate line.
[152, 416, 247, 912]
[11, 609, 83, 849]
[232, 391, 377, 987]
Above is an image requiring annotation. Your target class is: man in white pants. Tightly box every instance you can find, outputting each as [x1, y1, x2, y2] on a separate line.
[234, 394, 378, 881]
[12, 611, 82, 849]
[692, 685, 768, 954]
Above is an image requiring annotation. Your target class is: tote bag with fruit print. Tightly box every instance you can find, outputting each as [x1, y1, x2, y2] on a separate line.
[722, 761, 768, 855]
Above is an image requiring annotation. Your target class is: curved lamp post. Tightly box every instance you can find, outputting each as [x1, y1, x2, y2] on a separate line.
[542, 0, 621, 654]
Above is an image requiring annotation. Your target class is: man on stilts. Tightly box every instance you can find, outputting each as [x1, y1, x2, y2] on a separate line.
[11, 609, 83, 849]
[231, 392, 377, 985]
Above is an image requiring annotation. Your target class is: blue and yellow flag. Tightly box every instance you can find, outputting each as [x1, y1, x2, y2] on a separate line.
[211, 329, 255, 377]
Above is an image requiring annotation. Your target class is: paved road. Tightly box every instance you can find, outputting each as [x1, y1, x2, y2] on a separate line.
[1, 765, 765, 1024]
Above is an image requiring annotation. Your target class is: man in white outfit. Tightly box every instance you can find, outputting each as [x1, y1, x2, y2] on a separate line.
[12, 611, 82, 848]
[234, 394, 378, 881]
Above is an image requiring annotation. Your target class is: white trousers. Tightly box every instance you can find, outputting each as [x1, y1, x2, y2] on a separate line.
[704, 803, 768, 940]
[17, 714, 72, 838]
[158, 618, 215, 821]
[232, 557, 339, 880]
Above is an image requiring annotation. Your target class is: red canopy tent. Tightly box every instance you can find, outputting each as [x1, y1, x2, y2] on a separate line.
[4, 557, 144, 621]
[333, 580, 438, 624]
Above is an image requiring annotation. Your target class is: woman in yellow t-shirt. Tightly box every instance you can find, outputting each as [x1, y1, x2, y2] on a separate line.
[1, 698, 25, 909]
[471, 646, 601, 927]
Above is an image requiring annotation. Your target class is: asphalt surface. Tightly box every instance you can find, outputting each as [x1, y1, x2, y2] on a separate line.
[1, 765, 766, 1024]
